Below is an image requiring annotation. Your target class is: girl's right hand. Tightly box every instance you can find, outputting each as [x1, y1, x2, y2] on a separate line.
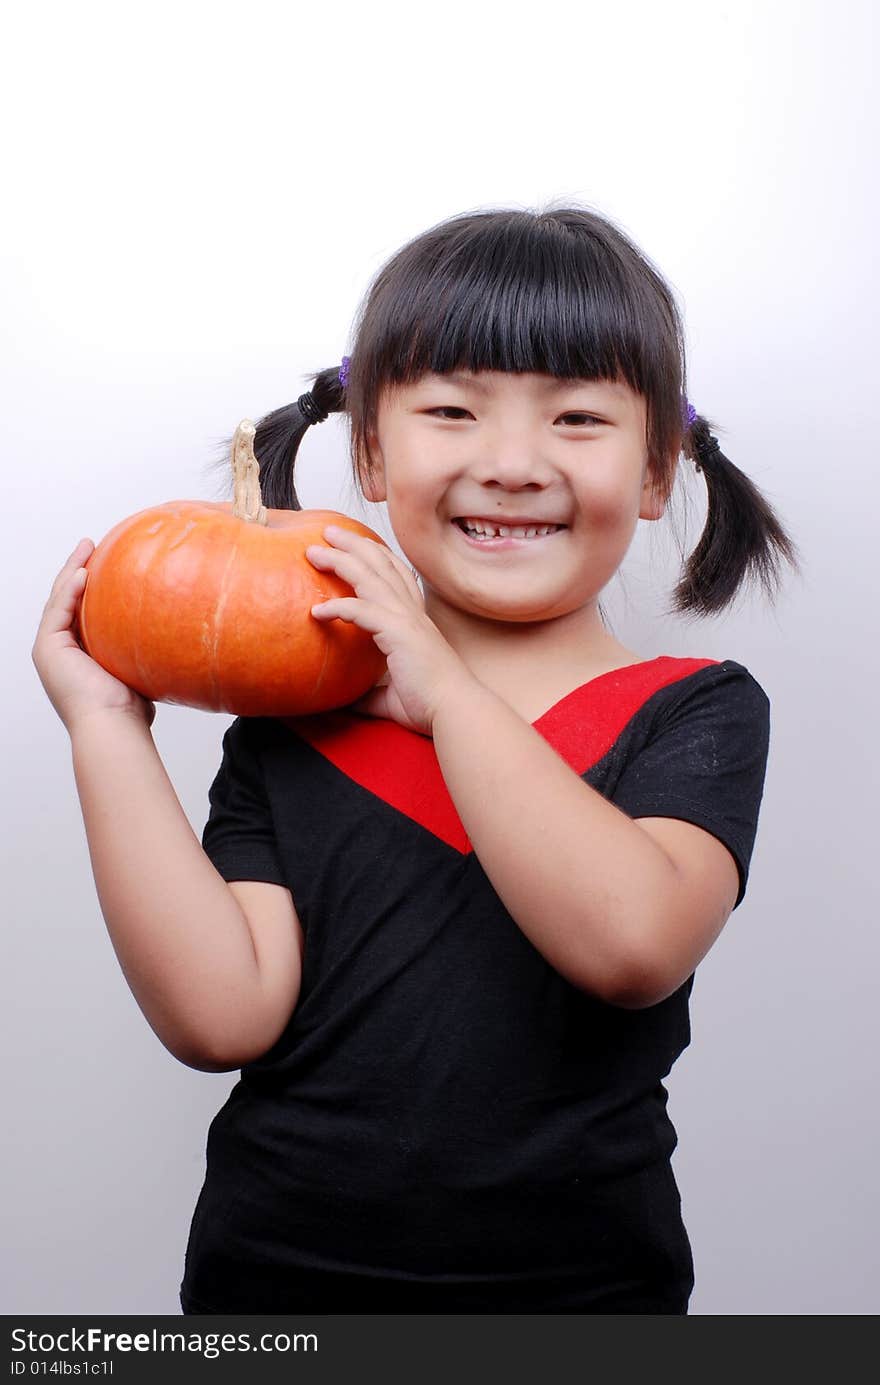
[32, 538, 156, 736]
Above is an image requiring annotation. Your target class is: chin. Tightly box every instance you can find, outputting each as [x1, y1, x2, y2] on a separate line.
[460, 591, 571, 623]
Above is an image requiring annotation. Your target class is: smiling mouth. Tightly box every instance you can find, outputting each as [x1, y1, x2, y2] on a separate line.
[452, 518, 567, 540]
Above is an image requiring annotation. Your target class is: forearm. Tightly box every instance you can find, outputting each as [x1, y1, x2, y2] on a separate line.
[69, 710, 266, 1068]
[431, 675, 680, 1004]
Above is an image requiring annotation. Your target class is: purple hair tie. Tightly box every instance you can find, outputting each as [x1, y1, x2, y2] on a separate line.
[682, 398, 697, 427]
[339, 356, 351, 388]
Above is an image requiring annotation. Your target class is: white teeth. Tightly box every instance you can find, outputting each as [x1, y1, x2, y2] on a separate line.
[458, 518, 562, 539]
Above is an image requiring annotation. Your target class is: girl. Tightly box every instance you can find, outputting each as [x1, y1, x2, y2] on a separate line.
[33, 204, 800, 1315]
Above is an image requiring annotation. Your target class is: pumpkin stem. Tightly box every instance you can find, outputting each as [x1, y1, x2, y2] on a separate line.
[231, 420, 269, 525]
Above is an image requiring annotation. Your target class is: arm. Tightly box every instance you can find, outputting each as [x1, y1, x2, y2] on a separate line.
[431, 675, 724, 1008]
[301, 525, 740, 1006]
[69, 710, 302, 1069]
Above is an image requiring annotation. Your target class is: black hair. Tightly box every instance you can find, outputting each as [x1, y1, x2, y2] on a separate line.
[204, 202, 802, 620]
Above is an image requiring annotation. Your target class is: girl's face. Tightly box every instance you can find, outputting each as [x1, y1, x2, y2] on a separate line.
[360, 370, 666, 631]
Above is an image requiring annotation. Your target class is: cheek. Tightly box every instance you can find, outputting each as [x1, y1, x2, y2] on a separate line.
[580, 459, 644, 518]
[381, 477, 442, 564]
[385, 462, 447, 528]
[579, 479, 635, 529]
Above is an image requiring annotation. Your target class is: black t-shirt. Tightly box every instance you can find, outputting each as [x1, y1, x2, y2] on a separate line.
[179, 655, 770, 1313]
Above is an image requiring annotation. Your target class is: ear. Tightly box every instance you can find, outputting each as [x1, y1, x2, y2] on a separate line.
[639, 459, 672, 521]
[356, 431, 387, 504]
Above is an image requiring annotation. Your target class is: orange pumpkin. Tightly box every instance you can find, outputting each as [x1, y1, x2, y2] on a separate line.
[75, 421, 388, 717]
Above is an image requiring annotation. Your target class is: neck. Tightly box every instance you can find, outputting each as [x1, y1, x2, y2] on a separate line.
[421, 586, 624, 688]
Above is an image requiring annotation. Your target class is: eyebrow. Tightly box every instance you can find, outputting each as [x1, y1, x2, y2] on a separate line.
[427, 372, 602, 394]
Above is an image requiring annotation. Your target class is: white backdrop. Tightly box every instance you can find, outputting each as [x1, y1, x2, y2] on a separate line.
[4, 0, 877, 1315]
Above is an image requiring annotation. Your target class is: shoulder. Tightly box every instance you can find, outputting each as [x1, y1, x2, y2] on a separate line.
[611, 657, 772, 805]
[646, 659, 772, 772]
[214, 716, 304, 783]
[700, 657, 769, 699]
[224, 714, 305, 749]
[649, 657, 770, 727]
[215, 714, 273, 763]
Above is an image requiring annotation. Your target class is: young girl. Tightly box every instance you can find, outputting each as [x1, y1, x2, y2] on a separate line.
[33, 204, 800, 1315]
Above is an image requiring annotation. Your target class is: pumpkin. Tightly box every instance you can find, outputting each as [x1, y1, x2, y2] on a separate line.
[75, 420, 388, 716]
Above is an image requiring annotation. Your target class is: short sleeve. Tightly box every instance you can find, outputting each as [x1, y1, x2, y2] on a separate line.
[611, 661, 771, 910]
[201, 716, 288, 887]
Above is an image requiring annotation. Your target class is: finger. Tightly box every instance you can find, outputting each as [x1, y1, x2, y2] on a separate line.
[46, 539, 92, 603]
[57, 538, 94, 578]
[382, 548, 423, 599]
[319, 527, 404, 577]
[309, 535, 417, 601]
[335, 531, 422, 599]
[40, 545, 92, 634]
[309, 596, 388, 634]
[310, 596, 361, 620]
[320, 524, 367, 546]
[306, 543, 400, 597]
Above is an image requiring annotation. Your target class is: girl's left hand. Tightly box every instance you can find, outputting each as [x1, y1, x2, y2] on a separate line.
[306, 526, 472, 736]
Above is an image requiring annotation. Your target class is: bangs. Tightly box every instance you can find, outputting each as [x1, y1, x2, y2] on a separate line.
[363, 211, 674, 398]
[347, 206, 686, 480]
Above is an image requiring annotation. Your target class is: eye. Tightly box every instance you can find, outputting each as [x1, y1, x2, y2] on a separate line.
[558, 413, 603, 427]
[425, 408, 604, 425]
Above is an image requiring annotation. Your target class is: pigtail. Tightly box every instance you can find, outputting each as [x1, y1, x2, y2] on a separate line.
[202, 365, 347, 511]
[671, 413, 803, 618]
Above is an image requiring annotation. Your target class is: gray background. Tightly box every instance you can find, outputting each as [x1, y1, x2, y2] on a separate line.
[4, 0, 877, 1315]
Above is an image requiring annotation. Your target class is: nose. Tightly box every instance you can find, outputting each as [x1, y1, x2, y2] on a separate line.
[469, 428, 555, 493]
